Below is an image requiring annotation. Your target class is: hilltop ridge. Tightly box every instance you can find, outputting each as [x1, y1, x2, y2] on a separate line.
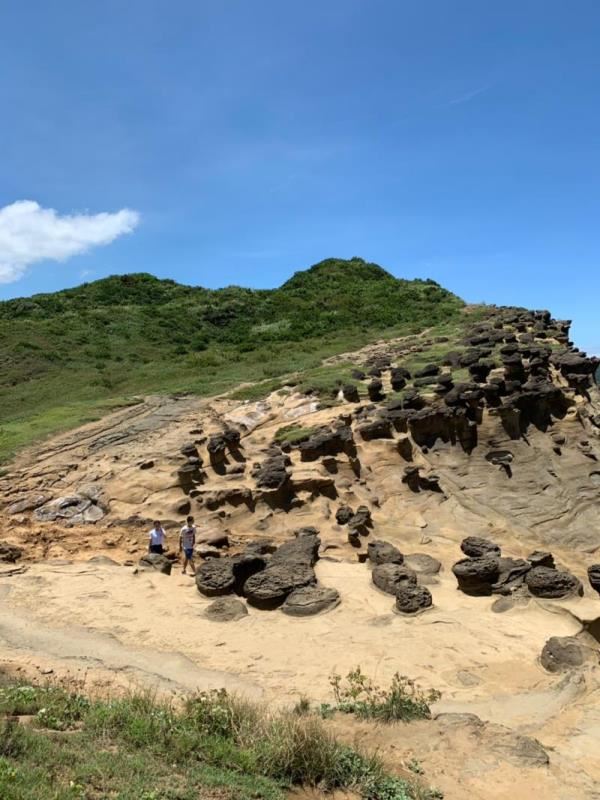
[0, 257, 462, 460]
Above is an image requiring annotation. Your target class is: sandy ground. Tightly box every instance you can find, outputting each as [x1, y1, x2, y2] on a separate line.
[1, 552, 599, 799]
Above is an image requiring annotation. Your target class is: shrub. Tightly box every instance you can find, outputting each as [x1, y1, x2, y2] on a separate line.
[329, 668, 441, 722]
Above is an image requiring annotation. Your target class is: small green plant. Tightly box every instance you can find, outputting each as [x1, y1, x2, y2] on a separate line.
[329, 667, 441, 722]
[293, 696, 311, 716]
[273, 424, 320, 445]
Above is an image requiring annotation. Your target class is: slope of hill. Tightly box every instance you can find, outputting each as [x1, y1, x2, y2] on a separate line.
[0, 257, 463, 462]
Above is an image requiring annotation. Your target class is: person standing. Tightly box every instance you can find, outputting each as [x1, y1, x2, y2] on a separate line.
[148, 520, 167, 554]
[179, 515, 197, 575]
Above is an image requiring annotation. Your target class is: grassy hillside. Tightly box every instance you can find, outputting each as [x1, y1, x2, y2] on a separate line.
[0, 257, 463, 461]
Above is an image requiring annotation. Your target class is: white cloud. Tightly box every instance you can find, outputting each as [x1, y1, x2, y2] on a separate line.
[0, 200, 140, 283]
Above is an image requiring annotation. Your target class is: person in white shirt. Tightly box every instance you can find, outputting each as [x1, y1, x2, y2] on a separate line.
[148, 520, 167, 555]
[179, 515, 197, 575]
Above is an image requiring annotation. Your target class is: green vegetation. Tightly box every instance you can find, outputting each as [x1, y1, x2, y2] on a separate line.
[274, 424, 321, 445]
[0, 257, 463, 462]
[327, 668, 441, 723]
[0, 679, 439, 800]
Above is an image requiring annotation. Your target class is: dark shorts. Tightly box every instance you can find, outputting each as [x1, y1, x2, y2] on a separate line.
[183, 547, 194, 560]
[149, 544, 164, 555]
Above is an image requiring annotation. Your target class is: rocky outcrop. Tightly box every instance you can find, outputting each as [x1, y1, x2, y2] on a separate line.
[282, 586, 340, 616]
[395, 585, 433, 614]
[460, 537, 501, 558]
[367, 540, 404, 565]
[244, 564, 317, 609]
[526, 567, 583, 598]
[452, 557, 500, 596]
[372, 563, 417, 595]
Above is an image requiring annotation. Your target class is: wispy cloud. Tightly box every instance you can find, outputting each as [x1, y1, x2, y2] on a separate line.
[0, 200, 140, 283]
[444, 84, 491, 107]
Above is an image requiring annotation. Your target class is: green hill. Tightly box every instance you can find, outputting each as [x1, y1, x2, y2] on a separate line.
[0, 257, 463, 462]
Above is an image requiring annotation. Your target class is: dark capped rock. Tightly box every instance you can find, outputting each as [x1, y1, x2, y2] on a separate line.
[196, 559, 236, 596]
[452, 557, 500, 596]
[244, 563, 316, 609]
[414, 364, 440, 378]
[254, 454, 290, 490]
[358, 419, 393, 441]
[587, 564, 600, 596]
[282, 585, 341, 616]
[372, 563, 417, 595]
[367, 379, 385, 402]
[395, 585, 433, 614]
[335, 505, 354, 525]
[343, 384, 360, 403]
[528, 551, 555, 569]
[348, 505, 372, 536]
[367, 540, 404, 566]
[270, 533, 320, 568]
[351, 368, 366, 380]
[525, 567, 583, 598]
[461, 536, 501, 558]
[299, 427, 355, 461]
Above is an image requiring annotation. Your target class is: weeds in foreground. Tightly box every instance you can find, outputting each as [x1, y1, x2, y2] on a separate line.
[0, 680, 439, 799]
[329, 668, 441, 722]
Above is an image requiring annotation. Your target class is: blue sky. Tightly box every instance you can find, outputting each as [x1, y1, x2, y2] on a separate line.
[1, 1, 599, 350]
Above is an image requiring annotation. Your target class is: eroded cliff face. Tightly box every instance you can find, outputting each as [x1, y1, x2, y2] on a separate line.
[2, 303, 598, 559]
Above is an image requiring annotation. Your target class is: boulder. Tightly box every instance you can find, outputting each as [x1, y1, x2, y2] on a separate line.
[367, 379, 385, 402]
[244, 564, 317, 609]
[0, 542, 23, 563]
[395, 585, 433, 614]
[270, 533, 320, 568]
[195, 559, 236, 596]
[460, 536, 501, 558]
[348, 505, 372, 536]
[138, 553, 172, 575]
[351, 369, 366, 380]
[367, 540, 404, 565]
[204, 597, 248, 622]
[528, 551, 555, 569]
[452, 557, 500, 596]
[526, 567, 583, 598]
[231, 553, 267, 591]
[414, 364, 440, 378]
[335, 505, 354, 525]
[282, 586, 341, 616]
[403, 553, 442, 576]
[358, 419, 393, 440]
[342, 384, 360, 403]
[540, 636, 598, 672]
[587, 564, 600, 596]
[254, 454, 290, 490]
[299, 427, 355, 461]
[244, 538, 277, 555]
[372, 563, 417, 595]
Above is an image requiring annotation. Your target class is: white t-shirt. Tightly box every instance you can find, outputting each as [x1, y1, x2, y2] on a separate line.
[149, 527, 166, 546]
[180, 525, 196, 549]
